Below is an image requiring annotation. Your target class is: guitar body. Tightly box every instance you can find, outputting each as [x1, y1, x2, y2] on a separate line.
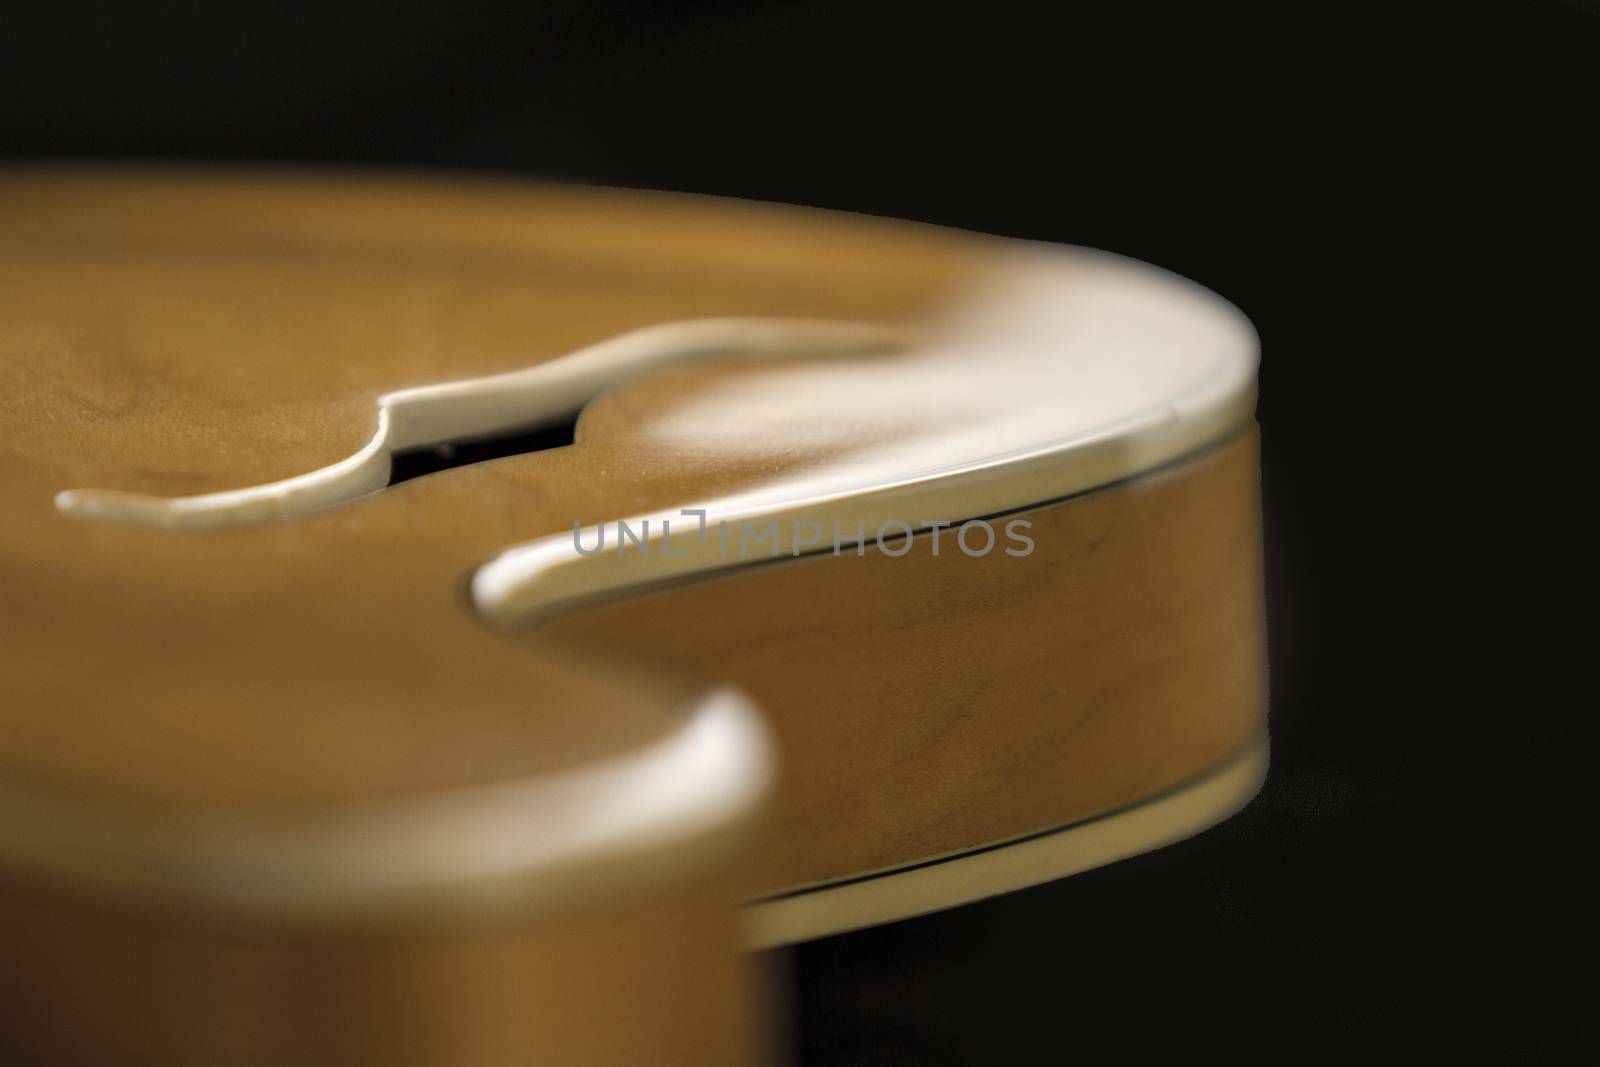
[0, 169, 1265, 1064]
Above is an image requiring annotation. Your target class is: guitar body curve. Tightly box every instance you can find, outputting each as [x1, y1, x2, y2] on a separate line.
[0, 169, 1265, 1064]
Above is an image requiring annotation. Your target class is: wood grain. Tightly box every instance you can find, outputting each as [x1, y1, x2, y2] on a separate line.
[541, 432, 1266, 892]
[0, 168, 1263, 1062]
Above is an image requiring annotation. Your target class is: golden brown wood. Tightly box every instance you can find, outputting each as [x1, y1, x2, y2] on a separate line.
[0, 866, 755, 1067]
[0, 168, 976, 808]
[542, 432, 1265, 892]
[0, 168, 1264, 1062]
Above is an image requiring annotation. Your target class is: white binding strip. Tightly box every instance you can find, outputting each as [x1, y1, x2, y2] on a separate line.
[742, 737, 1267, 947]
[0, 689, 771, 923]
[53, 317, 904, 529]
[471, 380, 1257, 628]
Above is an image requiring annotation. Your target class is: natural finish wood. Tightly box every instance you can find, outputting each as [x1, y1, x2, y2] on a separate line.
[0, 169, 978, 809]
[0, 865, 756, 1067]
[0, 168, 1264, 1062]
[542, 432, 1265, 892]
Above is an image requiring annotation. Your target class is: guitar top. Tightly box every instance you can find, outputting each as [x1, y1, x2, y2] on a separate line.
[0, 168, 1264, 1065]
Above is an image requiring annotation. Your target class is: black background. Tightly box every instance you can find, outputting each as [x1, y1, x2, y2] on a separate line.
[4, 2, 1594, 1063]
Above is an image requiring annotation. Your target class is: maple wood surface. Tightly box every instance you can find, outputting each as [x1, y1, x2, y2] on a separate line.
[0, 169, 1263, 1064]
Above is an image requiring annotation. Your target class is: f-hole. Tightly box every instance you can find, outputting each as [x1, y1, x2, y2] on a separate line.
[387, 417, 581, 487]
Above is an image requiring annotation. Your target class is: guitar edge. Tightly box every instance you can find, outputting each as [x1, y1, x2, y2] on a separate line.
[537, 427, 1270, 942]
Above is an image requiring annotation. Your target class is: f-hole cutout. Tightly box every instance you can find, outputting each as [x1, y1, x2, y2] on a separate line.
[387, 416, 581, 487]
[53, 318, 905, 528]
